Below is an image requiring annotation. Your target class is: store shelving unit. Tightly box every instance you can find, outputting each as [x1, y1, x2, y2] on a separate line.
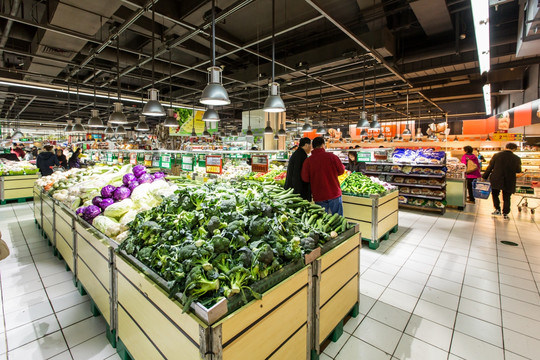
[480, 151, 540, 171]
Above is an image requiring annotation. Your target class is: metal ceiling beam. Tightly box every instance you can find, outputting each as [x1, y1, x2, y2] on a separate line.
[16, 96, 37, 118]
[0, 0, 22, 67]
[304, 0, 444, 114]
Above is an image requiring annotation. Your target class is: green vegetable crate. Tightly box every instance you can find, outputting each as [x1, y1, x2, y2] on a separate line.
[35, 191, 361, 360]
[342, 191, 399, 249]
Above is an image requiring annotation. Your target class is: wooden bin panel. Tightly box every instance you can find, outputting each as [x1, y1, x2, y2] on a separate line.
[77, 235, 110, 292]
[33, 189, 41, 224]
[3, 188, 33, 199]
[342, 199, 371, 223]
[77, 258, 110, 323]
[378, 197, 398, 220]
[42, 218, 53, 240]
[116, 258, 202, 359]
[342, 195, 372, 206]
[320, 249, 359, 306]
[268, 324, 308, 360]
[376, 211, 399, 240]
[319, 274, 359, 343]
[356, 222, 372, 241]
[3, 178, 37, 190]
[221, 285, 309, 360]
[55, 214, 73, 248]
[320, 233, 360, 271]
[76, 223, 109, 259]
[56, 232, 74, 272]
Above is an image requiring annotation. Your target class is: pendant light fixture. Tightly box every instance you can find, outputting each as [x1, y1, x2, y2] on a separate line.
[264, 116, 274, 134]
[64, 119, 74, 134]
[402, 90, 411, 137]
[344, 111, 351, 139]
[88, 56, 103, 127]
[231, 127, 239, 137]
[370, 65, 381, 129]
[273, 133, 279, 140]
[64, 82, 73, 133]
[263, 0, 285, 113]
[163, 50, 178, 127]
[315, 85, 326, 135]
[454, 135, 459, 141]
[202, 106, 220, 122]
[302, 71, 312, 131]
[104, 84, 114, 136]
[115, 124, 127, 135]
[357, 57, 370, 129]
[190, 97, 197, 137]
[202, 123, 211, 137]
[135, 116, 149, 131]
[72, 77, 85, 133]
[110, 38, 127, 124]
[143, 4, 165, 116]
[416, 102, 423, 141]
[246, 88, 253, 136]
[200, 0, 230, 106]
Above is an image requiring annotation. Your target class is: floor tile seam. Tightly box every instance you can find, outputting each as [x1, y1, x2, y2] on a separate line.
[389, 212, 463, 358]
[67, 330, 108, 352]
[501, 327, 540, 346]
[12, 209, 75, 360]
[510, 225, 540, 296]
[6, 328, 64, 353]
[347, 324, 399, 357]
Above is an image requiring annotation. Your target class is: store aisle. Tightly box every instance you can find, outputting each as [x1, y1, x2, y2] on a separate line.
[1, 198, 539, 360]
[0, 202, 119, 360]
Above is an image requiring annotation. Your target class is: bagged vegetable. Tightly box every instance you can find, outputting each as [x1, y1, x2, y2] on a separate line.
[92, 216, 126, 238]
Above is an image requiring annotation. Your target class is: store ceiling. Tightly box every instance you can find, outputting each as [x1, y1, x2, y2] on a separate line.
[0, 0, 537, 132]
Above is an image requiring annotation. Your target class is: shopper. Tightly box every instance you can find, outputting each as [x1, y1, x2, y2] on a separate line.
[11, 144, 25, 160]
[345, 151, 365, 173]
[68, 147, 81, 168]
[301, 136, 345, 215]
[36, 145, 59, 176]
[284, 137, 312, 201]
[461, 145, 481, 204]
[482, 142, 522, 219]
[56, 149, 68, 169]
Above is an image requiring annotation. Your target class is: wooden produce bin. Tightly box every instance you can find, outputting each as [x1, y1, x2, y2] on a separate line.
[75, 220, 116, 344]
[446, 178, 466, 210]
[115, 253, 313, 360]
[342, 191, 399, 249]
[311, 231, 361, 358]
[33, 184, 42, 228]
[42, 194, 55, 242]
[54, 202, 75, 272]
[0, 174, 39, 204]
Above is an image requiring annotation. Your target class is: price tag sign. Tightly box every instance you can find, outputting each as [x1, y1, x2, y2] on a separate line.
[106, 152, 113, 163]
[181, 155, 194, 172]
[118, 153, 124, 164]
[356, 152, 372, 162]
[493, 133, 523, 141]
[205, 155, 222, 174]
[152, 154, 160, 167]
[276, 151, 289, 160]
[251, 155, 269, 173]
[198, 154, 206, 167]
[160, 153, 172, 169]
[144, 153, 153, 167]
[130, 153, 137, 165]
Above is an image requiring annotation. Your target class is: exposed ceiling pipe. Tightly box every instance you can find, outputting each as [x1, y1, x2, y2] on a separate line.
[0, 0, 22, 67]
[304, 0, 444, 113]
[16, 96, 37, 118]
[4, 95, 19, 119]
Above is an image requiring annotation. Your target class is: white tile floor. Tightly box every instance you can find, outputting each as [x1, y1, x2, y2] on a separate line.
[0, 197, 539, 359]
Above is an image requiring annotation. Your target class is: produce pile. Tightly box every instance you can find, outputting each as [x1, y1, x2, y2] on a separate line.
[0, 159, 38, 176]
[119, 180, 353, 310]
[341, 172, 395, 196]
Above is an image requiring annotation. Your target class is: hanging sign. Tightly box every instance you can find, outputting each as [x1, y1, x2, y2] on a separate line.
[106, 152, 113, 164]
[118, 153, 124, 164]
[144, 153, 153, 167]
[130, 153, 137, 165]
[356, 152, 372, 162]
[205, 155, 222, 174]
[181, 154, 195, 172]
[251, 155, 269, 173]
[198, 154, 206, 167]
[152, 154, 160, 167]
[160, 153, 172, 169]
[492, 133, 523, 141]
[137, 153, 145, 164]
[276, 151, 288, 161]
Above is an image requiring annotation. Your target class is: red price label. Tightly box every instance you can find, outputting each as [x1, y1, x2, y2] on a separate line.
[206, 155, 222, 174]
[251, 155, 269, 173]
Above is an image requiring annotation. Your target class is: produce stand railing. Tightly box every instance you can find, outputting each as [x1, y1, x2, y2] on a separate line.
[34, 190, 361, 360]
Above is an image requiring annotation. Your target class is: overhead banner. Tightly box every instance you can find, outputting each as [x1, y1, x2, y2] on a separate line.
[169, 109, 218, 136]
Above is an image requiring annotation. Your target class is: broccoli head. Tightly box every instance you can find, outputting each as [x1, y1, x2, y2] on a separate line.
[211, 235, 230, 254]
[249, 217, 267, 236]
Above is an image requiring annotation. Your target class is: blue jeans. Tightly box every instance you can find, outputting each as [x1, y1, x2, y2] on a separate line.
[315, 196, 343, 216]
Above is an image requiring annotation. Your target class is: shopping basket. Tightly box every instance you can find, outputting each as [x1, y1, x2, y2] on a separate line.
[473, 179, 491, 199]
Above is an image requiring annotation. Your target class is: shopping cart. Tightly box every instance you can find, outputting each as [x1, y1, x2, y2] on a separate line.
[516, 172, 540, 214]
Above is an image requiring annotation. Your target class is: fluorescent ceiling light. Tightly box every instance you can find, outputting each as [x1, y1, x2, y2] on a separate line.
[471, 0, 490, 75]
[483, 84, 491, 115]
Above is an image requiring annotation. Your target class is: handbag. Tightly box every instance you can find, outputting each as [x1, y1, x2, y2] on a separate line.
[466, 158, 478, 174]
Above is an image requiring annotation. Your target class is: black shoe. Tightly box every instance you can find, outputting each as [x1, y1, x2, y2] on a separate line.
[503, 214, 510, 220]
[492, 210, 501, 215]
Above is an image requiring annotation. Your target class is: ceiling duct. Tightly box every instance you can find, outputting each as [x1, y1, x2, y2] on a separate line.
[410, 0, 453, 37]
[25, 0, 123, 83]
[516, 0, 540, 57]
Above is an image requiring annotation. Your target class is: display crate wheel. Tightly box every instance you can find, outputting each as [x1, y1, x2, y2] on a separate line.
[368, 241, 379, 250]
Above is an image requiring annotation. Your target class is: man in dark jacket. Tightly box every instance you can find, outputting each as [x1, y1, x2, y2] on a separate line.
[301, 137, 345, 215]
[36, 145, 59, 176]
[482, 142, 522, 219]
[284, 137, 312, 201]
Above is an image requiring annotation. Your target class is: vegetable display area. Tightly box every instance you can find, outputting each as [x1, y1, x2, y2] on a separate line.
[33, 165, 362, 360]
[340, 173, 399, 250]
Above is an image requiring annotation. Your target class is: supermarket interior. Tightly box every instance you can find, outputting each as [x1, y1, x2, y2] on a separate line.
[1, 0, 540, 359]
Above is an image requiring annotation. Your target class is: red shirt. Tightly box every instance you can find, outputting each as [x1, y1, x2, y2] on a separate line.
[301, 148, 345, 202]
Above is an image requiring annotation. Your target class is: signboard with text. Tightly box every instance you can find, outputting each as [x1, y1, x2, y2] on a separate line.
[181, 154, 194, 172]
[205, 155, 223, 174]
[251, 155, 269, 173]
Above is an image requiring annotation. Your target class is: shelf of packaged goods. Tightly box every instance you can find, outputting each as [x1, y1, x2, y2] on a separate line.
[398, 203, 445, 214]
[399, 193, 444, 200]
[365, 162, 446, 168]
[389, 182, 445, 189]
[363, 171, 445, 178]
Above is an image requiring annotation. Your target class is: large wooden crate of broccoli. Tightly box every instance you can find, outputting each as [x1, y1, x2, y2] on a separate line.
[342, 191, 398, 249]
[75, 220, 115, 333]
[33, 184, 42, 227]
[310, 232, 361, 358]
[54, 202, 75, 271]
[114, 252, 312, 360]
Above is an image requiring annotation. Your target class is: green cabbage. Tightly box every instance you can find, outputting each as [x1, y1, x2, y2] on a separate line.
[103, 198, 135, 219]
[92, 216, 126, 238]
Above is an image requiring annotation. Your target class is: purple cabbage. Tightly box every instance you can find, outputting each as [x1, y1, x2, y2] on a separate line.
[133, 165, 147, 179]
[101, 185, 116, 198]
[99, 198, 115, 210]
[127, 180, 139, 192]
[76, 207, 85, 216]
[92, 196, 103, 207]
[123, 173, 137, 186]
[83, 205, 101, 220]
[138, 173, 153, 184]
[113, 186, 131, 201]
[153, 172, 165, 180]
